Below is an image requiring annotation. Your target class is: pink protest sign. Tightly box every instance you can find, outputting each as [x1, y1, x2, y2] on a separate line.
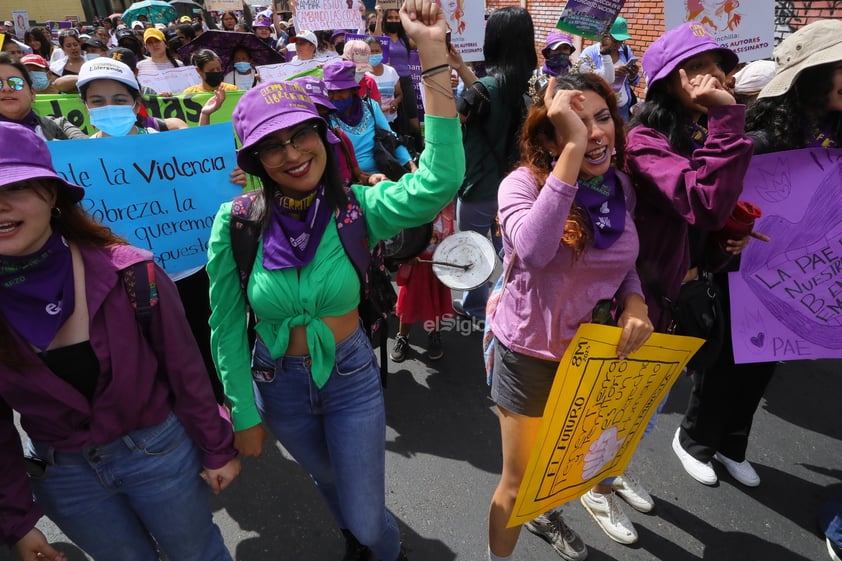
[729, 148, 842, 363]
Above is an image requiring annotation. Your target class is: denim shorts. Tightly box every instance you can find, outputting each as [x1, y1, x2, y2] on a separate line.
[490, 338, 560, 417]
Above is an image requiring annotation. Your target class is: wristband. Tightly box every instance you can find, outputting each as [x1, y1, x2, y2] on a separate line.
[421, 64, 450, 79]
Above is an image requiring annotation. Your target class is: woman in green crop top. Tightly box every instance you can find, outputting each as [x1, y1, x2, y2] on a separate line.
[206, 1, 464, 559]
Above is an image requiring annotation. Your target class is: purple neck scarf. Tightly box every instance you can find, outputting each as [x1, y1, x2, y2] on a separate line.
[0, 110, 39, 132]
[336, 96, 365, 127]
[687, 119, 709, 150]
[808, 124, 839, 148]
[575, 169, 626, 249]
[262, 186, 333, 270]
[0, 231, 76, 350]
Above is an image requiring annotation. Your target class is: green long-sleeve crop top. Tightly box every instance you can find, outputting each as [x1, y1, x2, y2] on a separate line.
[207, 116, 465, 431]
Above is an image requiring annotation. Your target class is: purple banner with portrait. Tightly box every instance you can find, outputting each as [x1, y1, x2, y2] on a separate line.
[729, 148, 842, 363]
[556, 0, 625, 41]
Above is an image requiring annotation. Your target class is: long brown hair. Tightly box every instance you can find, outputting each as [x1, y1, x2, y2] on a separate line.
[0, 179, 126, 370]
[518, 73, 626, 256]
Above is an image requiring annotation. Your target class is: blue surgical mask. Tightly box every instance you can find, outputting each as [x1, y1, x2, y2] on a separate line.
[30, 71, 50, 91]
[369, 54, 383, 67]
[88, 104, 137, 137]
[234, 61, 252, 73]
[85, 52, 101, 61]
[333, 96, 354, 113]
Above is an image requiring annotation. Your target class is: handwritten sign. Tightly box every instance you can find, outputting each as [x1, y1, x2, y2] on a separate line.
[46, 125, 237, 275]
[443, 0, 485, 62]
[294, 0, 363, 31]
[33, 91, 245, 133]
[137, 65, 203, 94]
[256, 56, 330, 81]
[556, 0, 625, 42]
[664, 0, 773, 61]
[509, 324, 703, 527]
[729, 148, 842, 363]
[204, 0, 244, 11]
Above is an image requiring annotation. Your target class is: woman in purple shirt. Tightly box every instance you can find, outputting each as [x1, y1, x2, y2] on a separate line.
[486, 73, 652, 561]
[627, 23, 754, 488]
[0, 123, 239, 561]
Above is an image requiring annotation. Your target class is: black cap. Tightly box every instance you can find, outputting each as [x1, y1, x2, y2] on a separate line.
[115, 28, 138, 43]
[82, 38, 107, 51]
[106, 47, 138, 72]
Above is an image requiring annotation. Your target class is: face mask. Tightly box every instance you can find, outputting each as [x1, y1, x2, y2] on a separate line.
[30, 71, 50, 91]
[333, 96, 353, 113]
[233, 62, 251, 73]
[544, 53, 571, 76]
[368, 23, 376, 33]
[384, 22, 401, 34]
[369, 54, 383, 67]
[205, 71, 225, 87]
[335, 42, 345, 56]
[85, 52, 101, 61]
[88, 104, 136, 137]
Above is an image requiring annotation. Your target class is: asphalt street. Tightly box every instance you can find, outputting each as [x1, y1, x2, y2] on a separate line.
[3, 324, 840, 561]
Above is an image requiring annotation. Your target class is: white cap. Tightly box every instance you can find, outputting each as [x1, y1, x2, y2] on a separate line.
[131, 20, 144, 29]
[155, 23, 166, 30]
[295, 30, 317, 46]
[77, 58, 140, 91]
[733, 60, 776, 95]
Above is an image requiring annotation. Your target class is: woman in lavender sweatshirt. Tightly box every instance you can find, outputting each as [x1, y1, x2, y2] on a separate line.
[486, 73, 652, 561]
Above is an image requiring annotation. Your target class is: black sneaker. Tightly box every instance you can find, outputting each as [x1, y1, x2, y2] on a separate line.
[341, 529, 372, 561]
[390, 334, 409, 362]
[427, 331, 443, 360]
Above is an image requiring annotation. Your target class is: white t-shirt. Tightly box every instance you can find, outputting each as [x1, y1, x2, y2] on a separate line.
[366, 64, 400, 123]
[224, 69, 257, 90]
[137, 58, 184, 72]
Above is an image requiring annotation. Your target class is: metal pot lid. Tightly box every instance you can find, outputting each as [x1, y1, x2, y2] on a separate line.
[431, 231, 497, 290]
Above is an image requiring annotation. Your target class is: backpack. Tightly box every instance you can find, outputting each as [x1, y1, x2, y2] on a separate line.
[228, 189, 396, 385]
[121, 260, 159, 340]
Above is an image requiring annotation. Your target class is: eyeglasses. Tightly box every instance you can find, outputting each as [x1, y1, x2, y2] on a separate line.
[0, 76, 26, 91]
[254, 124, 321, 167]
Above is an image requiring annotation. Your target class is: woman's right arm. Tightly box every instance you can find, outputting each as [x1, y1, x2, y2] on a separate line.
[206, 203, 261, 433]
[626, 105, 753, 230]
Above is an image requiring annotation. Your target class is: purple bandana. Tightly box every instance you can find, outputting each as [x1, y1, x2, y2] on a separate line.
[0, 111, 40, 132]
[575, 169, 626, 249]
[336, 95, 365, 127]
[262, 186, 333, 270]
[0, 231, 75, 350]
[687, 119, 709, 150]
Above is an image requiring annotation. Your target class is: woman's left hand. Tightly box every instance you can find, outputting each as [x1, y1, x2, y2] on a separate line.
[616, 294, 653, 360]
[201, 457, 241, 494]
[229, 165, 247, 187]
[368, 172, 387, 185]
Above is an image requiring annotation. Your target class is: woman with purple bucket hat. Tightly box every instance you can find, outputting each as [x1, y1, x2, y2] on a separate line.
[0, 122, 240, 560]
[205, 0, 464, 559]
[626, 22, 756, 488]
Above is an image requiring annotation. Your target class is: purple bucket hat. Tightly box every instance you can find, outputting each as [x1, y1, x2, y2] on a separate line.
[642, 22, 739, 95]
[542, 30, 576, 57]
[0, 122, 85, 202]
[292, 76, 336, 111]
[233, 81, 339, 175]
[323, 59, 359, 91]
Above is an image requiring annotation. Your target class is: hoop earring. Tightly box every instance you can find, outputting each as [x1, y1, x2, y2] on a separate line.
[51, 206, 62, 218]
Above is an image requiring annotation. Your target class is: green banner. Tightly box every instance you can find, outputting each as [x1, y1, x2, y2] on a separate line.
[32, 91, 246, 135]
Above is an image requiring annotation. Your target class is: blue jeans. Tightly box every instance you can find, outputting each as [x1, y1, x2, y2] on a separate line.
[252, 326, 400, 561]
[27, 413, 231, 561]
[456, 197, 503, 319]
[821, 491, 842, 549]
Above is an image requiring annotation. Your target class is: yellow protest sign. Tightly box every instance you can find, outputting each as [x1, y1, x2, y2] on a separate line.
[508, 324, 703, 527]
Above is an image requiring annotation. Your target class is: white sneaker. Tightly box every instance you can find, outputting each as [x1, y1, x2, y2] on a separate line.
[612, 474, 655, 513]
[714, 453, 760, 487]
[580, 491, 638, 545]
[828, 537, 842, 561]
[672, 427, 717, 485]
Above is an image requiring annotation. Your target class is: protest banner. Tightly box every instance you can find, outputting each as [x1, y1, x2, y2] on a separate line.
[664, 0, 774, 61]
[45, 20, 72, 40]
[13, 11, 28, 38]
[294, 0, 363, 31]
[46, 124, 238, 275]
[137, 65, 203, 94]
[204, 0, 244, 11]
[509, 324, 703, 527]
[32, 91, 245, 133]
[257, 55, 332, 81]
[556, 0, 625, 42]
[442, 0, 485, 62]
[729, 148, 842, 364]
